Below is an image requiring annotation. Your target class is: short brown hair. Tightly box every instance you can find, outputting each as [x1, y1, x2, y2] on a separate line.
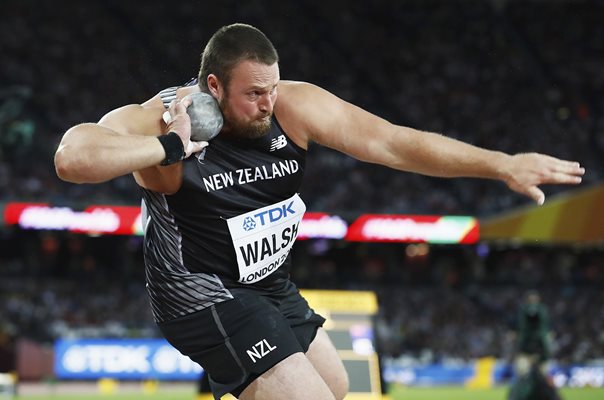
[198, 24, 279, 91]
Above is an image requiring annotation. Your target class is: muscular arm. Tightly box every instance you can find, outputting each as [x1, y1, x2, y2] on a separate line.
[278, 82, 584, 204]
[54, 105, 167, 183]
[54, 97, 204, 194]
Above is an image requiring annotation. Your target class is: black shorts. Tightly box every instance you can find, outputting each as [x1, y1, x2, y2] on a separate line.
[158, 280, 325, 399]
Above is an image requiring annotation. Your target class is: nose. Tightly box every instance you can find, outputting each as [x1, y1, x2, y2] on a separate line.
[258, 93, 273, 115]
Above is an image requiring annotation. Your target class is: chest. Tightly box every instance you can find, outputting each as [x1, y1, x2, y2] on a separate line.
[177, 134, 306, 216]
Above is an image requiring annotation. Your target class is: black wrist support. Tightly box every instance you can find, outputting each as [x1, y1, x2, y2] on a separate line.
[158, 132, 185, 166]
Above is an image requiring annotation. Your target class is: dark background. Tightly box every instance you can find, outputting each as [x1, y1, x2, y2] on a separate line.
[0, 0, 602, 372]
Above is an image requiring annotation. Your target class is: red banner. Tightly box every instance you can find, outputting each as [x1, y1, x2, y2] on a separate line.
[3, 204, 347, 239]
[4, 203, 478, 243]
[4, 203, 142, 236]
[297, 212, 348, 240]
[346, 214, 479, 244]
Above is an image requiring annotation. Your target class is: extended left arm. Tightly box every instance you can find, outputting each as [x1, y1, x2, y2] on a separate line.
[287, 82, 584, 205]
[373, 126, 583, 205]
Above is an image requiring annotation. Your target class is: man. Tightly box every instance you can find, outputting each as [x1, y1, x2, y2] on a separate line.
[54, 24, 584, 400]
[509, 291, 560, 400]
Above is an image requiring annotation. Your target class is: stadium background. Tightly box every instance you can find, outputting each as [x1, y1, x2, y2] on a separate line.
[1, 0, 603, 398]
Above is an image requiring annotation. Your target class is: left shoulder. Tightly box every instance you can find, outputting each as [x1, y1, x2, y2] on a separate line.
[274, 81, 348, 147]
[273, 81, 313, 149]
[276, 80, 333, 108]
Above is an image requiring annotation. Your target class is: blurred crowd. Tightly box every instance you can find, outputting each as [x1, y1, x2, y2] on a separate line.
[375, 286, 604, 365]
[1, 231, 603, 365]
[1, 0, 603, 371]
[291, 240, 604, 364]
[1, 0, 602, 216]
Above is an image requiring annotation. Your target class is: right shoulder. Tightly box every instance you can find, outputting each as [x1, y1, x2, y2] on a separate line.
[98, 95, 166, 137]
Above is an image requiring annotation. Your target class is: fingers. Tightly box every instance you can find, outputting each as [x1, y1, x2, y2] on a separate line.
[168, 99, 177, 116]
[543, 159, 584, 185]
[180, 96, 193, 108]
[168, 99, 189, 119]
[556, 161, 585, 176]
[194, 140, 209, 152]
[545, 172, 582, 185]
[529, 154, 585, 185]
[162, 110, 172, 124]
[544, 155, 584, 173]
[526, 186, 545, 206]
[185, 140, 209, 157]
[174, 99, 189, 114]
[164, 99, 192, 139]
[509, 153, 585, 205]
[169, 99, 184, 117]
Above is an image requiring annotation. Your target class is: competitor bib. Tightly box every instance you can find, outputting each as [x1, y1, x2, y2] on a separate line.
[227, 194, 306, 284]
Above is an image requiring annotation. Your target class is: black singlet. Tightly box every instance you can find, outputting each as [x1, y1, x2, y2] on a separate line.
[141, 81, 307, 323]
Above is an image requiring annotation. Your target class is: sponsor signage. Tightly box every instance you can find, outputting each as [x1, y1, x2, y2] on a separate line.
[3, 202, 349, 240]
[227, 194, 305, 284]
[54, 339, 202, 380]
[4, 203, 478, 243]
[297, 212, 348, 240]
[383, 364, 475, 386]
[4, 203, 142, 236]
[346, 215, 479, 244]
[383, 363, 604, 388]
[551, 366, 604, 388]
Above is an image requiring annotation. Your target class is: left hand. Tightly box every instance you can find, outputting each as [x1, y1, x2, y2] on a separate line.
[502, 153, 585, 205]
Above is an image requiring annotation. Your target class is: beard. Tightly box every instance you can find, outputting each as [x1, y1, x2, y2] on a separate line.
[219, 97, 272, 139]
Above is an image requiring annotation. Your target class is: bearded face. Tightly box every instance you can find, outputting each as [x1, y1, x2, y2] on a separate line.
[210, 60, 279, 140]
[219, 94, 273, 139]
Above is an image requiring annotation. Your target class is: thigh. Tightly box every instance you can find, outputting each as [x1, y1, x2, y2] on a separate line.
[239, 352, 335, 400]
[306, 328, 349, 400]
[159, 292, 305, 399]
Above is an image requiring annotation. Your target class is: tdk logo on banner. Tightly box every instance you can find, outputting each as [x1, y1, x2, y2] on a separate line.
[242, 201, 296, 231]
[54, 340, 202, 379]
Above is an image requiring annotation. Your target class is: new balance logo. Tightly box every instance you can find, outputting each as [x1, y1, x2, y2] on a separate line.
[269, 135, 287, 151]
[246, 339, 277, 363]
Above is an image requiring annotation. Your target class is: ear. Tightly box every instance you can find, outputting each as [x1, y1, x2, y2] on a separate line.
[207, 74, 222, 99]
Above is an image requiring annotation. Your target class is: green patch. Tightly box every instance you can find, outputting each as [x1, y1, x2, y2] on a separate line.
[12, 385, 604, 400]
[389, 385, 604, 400]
